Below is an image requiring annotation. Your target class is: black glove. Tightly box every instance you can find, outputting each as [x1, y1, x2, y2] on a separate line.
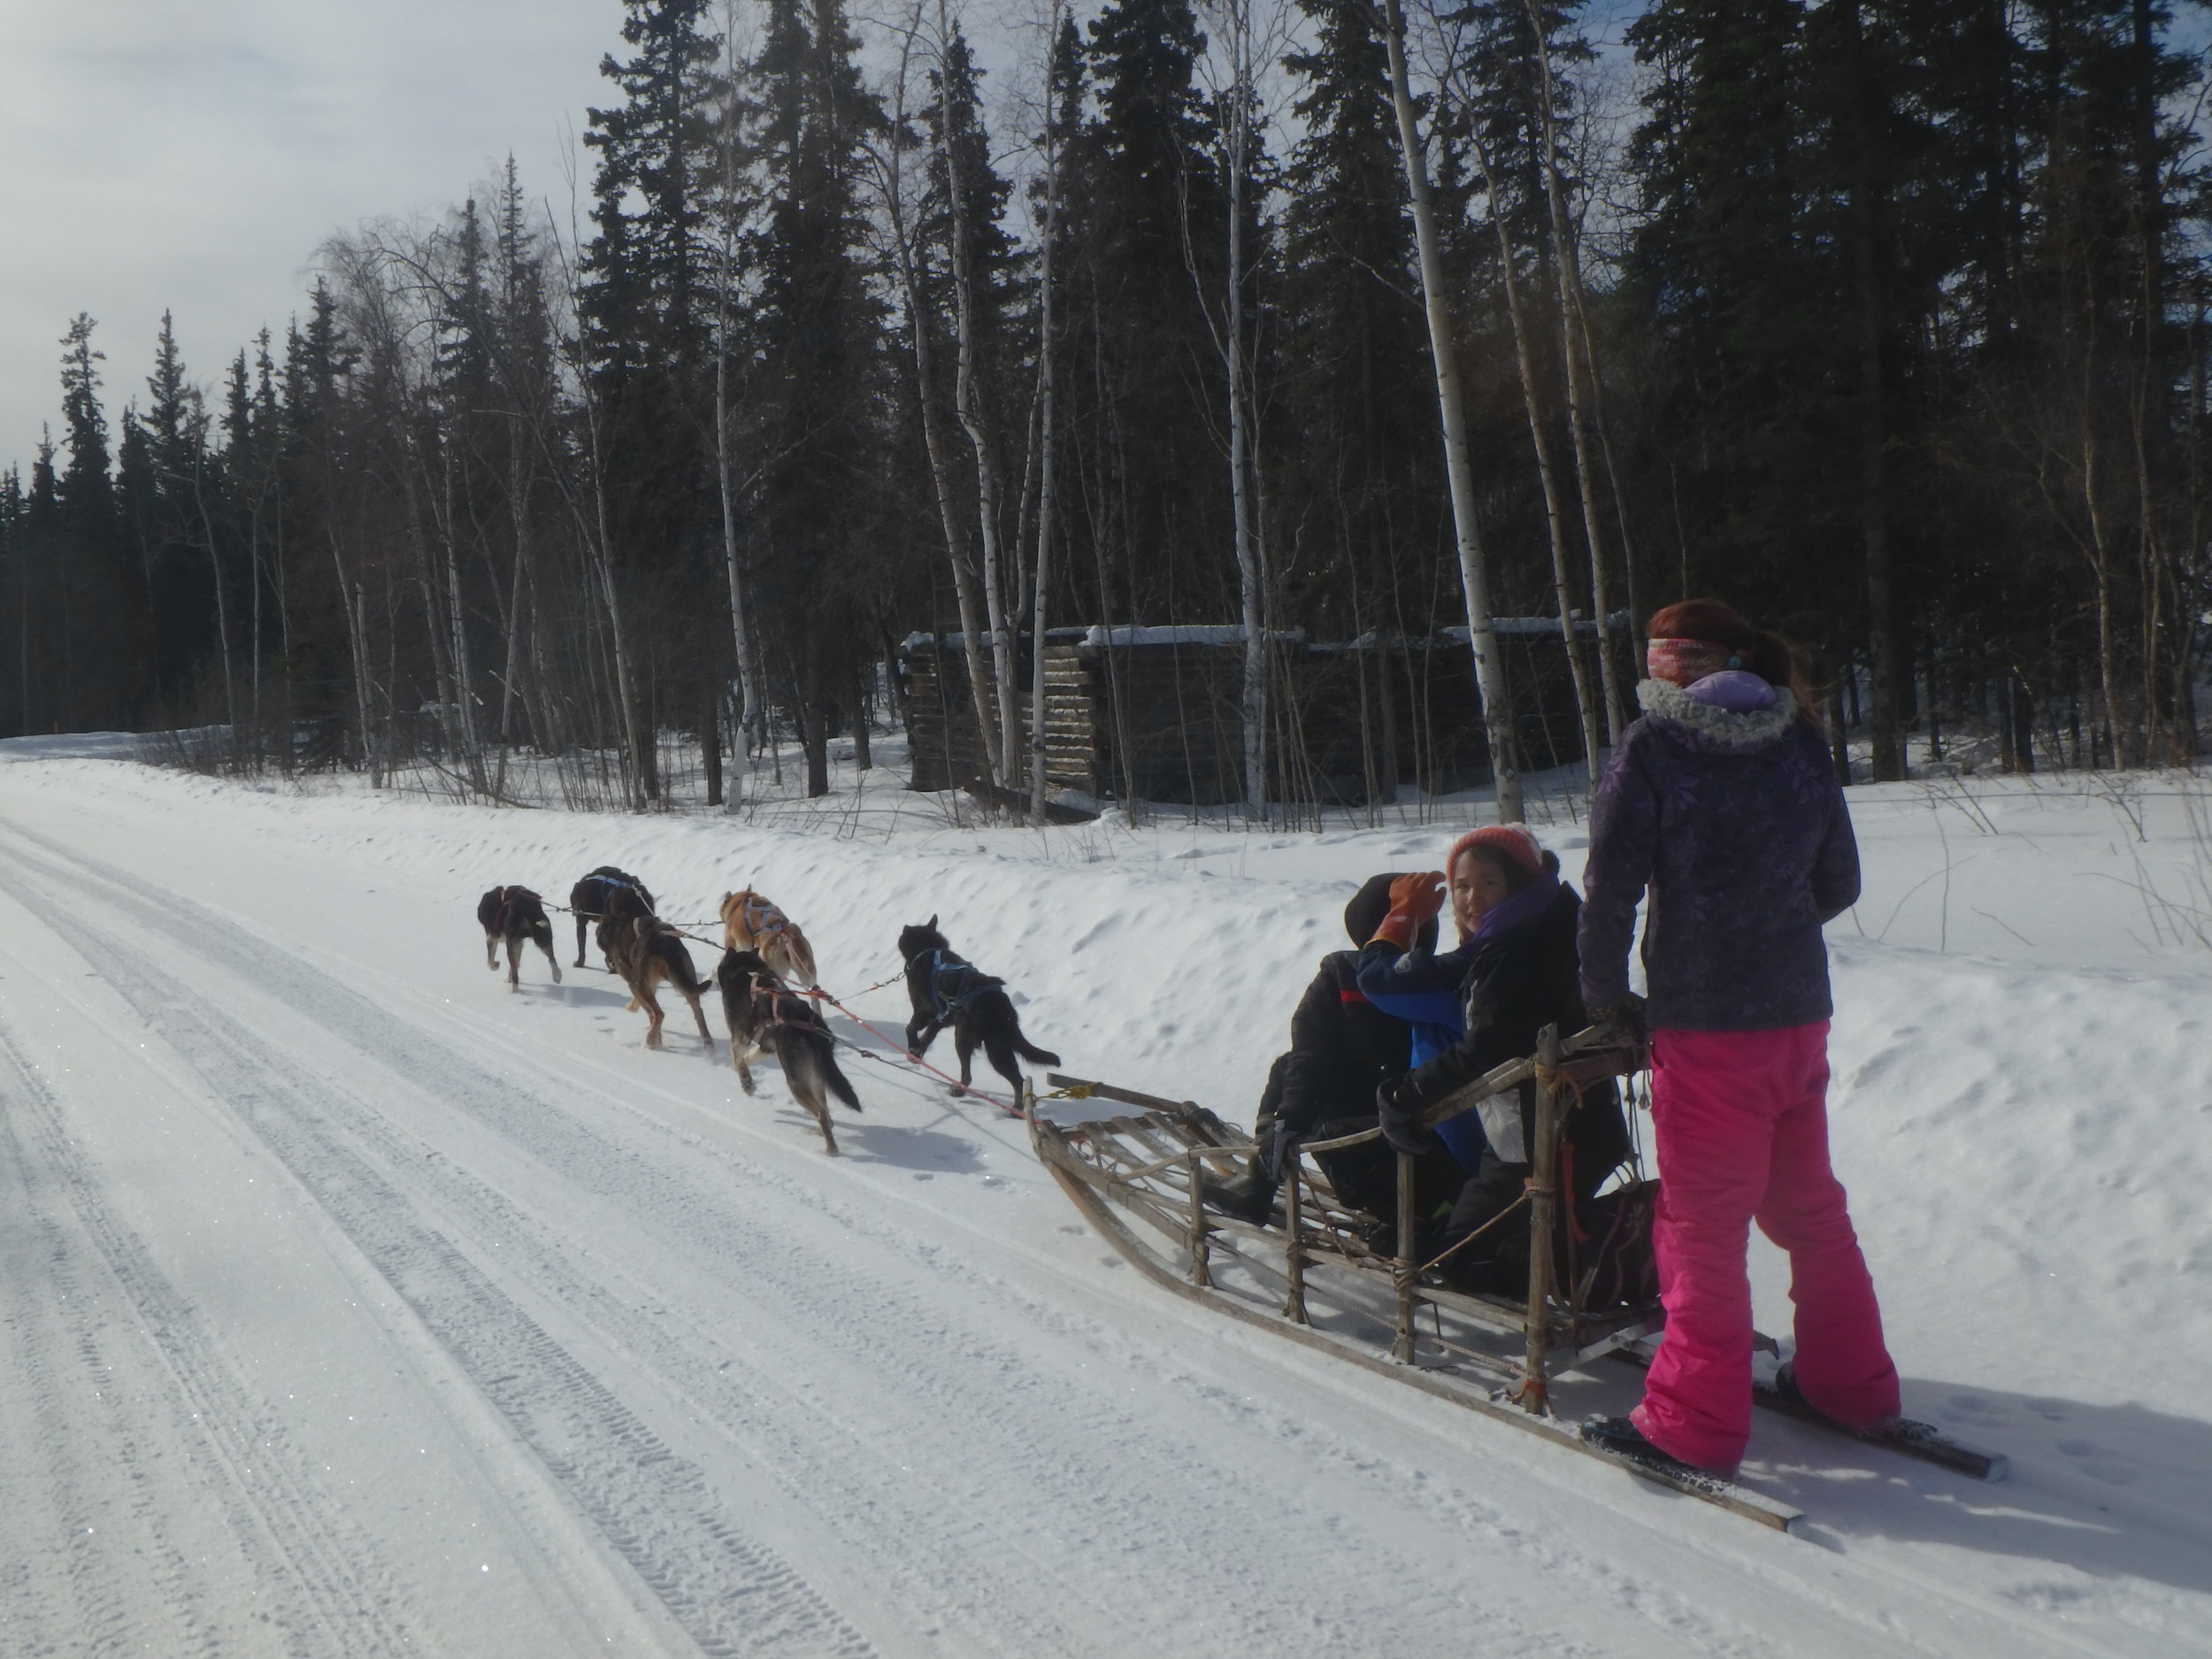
[1377, 1079, 1436, 1158]
[1586, 993, 1647, 1047]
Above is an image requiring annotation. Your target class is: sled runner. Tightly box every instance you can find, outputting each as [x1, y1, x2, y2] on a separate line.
[1031, 1021, 2003, 1529]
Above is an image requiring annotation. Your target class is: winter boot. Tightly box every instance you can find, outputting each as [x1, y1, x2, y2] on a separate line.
[1772, 1362, 1902, 1437]
[1201, 1125, 1294, 1225]
[1580, 1414, 1739, 1482]
[1200, 1164, 1280, 1225]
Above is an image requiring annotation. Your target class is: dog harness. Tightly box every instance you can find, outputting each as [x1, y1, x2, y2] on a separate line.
[740, 894, 788, 936]
[582, 872, 649, 917]
[924, 949, 992, 1023]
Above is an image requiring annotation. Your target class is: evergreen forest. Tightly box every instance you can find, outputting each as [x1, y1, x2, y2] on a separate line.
[4, 0, 2207, 817]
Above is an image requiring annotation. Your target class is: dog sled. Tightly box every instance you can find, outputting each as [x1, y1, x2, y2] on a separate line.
[1028, 1023, 2003, 1532]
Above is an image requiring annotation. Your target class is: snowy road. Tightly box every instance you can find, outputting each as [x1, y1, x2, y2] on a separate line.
[1, 754, 2207, 1655]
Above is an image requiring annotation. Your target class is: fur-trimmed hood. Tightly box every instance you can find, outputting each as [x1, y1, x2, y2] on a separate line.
[1635, 676, 1800, 753]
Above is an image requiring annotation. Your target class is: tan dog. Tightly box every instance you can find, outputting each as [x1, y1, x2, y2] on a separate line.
[595, 913, 715, 1050]
[719, 888, 818, 987]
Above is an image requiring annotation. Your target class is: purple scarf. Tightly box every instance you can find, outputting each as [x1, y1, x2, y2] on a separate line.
[1467, 868, 1560, 946]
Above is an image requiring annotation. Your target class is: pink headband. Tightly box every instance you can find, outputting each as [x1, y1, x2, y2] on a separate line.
[1646, 636, 1735, 686]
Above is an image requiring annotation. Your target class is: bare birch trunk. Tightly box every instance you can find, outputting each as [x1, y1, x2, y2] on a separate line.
[437, 438, 488, 792]
[1379, 0, 1520, 822]
[876, 50, 1000, 785]
[1224, 12, 1268, 818]
[581, 412, 648, 809]
[1030, 6, 1067, 822]
[186, 468, 241, 738]
[331, 537, 380, 785]
[1523, 3, 1623, 743]
[936, 0, 1021, 787]
[1463, 119, 1601, 784]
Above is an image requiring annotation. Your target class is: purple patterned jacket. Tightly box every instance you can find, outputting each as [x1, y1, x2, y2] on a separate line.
[1578, 675, 1862, 1032]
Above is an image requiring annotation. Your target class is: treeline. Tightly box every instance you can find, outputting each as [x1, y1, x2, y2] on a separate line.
[3, 0, 2207, 814]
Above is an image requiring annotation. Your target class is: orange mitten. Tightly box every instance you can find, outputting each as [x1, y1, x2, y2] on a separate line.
[1370, 872, 1446, 951]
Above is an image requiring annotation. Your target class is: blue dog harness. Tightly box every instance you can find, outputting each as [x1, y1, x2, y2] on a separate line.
[924, 949, 992, 1023]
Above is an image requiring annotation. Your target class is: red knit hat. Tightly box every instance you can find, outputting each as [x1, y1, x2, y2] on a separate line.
[1446, 824, 1546, 883]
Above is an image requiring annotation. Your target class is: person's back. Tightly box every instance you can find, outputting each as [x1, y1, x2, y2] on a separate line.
[1580, 671, 1859, 1033]
[1576, 601, 1899, 1481]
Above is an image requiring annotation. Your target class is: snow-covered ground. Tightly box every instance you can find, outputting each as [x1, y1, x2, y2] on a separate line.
[1, 737, 2208, 1656]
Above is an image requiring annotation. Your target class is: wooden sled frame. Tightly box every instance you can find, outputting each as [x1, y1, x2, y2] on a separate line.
[1033, 1022, 1656, 1391]
[1028, 1023, 1806, 1529]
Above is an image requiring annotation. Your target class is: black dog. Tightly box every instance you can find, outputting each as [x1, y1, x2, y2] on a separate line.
[570, 865, 655, 969]
[479, 885, 562, 990]
[898, 917, 1060, 1101]
[717, 949, 862, 1154]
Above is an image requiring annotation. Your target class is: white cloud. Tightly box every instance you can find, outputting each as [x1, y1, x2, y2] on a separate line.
[0, 0, 623, 472]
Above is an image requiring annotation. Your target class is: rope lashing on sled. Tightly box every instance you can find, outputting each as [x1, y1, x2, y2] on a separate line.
[1414, 1190, 1533, 1279]
[1532, 1059, 1595, 1245]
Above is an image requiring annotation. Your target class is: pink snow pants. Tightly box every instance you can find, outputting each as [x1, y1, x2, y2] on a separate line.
[1632, 1022, 1900, 1473]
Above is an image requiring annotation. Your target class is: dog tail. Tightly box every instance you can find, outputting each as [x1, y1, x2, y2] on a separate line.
[787, 1033, 862, 1115]
[820, 1045, 862, 1113]
[664, 933, 709, 995]
[1010, 1028, 1060, 1067]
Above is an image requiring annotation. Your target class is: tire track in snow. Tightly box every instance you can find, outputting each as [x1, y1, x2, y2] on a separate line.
[0, 823, 1182, 1656]
[0, 834, 875, 1659]
[0, 1001, 419, 1658]
[0, 1058, 216, 1659]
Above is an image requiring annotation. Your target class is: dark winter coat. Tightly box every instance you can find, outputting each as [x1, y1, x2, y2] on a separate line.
[1578, 677, 1862, 1032]
[1390, 885, 1630, 1181]
[1254, 949, 1414, 1143]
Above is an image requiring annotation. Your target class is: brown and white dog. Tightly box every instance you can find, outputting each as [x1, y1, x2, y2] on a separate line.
[719, 888, 818, 987]
[595, 912, 714, 1050]
[716, 948, 861, 1154]
[478, 886, 562, 990]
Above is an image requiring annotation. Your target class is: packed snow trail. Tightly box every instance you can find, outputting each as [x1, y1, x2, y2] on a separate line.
[0, 751, 2208, 1655]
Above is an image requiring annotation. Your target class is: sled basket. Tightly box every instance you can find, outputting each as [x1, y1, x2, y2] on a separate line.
[1031, 1023, 1661, 1409]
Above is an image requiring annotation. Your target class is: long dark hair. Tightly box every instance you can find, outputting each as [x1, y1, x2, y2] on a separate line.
[1647, 599, 1817, 720]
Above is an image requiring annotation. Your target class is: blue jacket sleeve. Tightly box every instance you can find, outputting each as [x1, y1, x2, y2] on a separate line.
[1355, 940, 1463, 1030]
[1578, 729, 1657, 1010]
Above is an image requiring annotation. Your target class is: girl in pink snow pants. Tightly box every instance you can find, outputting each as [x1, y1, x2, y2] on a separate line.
[1577, 599, 1900, 1476]
[1640, 1024, 1898, 1472]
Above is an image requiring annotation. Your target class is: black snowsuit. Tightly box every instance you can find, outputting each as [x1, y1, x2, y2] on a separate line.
[1252, 949, 1411, 1146]
[1235, 949, 1471, 1228]
[1391, 885, 1633, 1292]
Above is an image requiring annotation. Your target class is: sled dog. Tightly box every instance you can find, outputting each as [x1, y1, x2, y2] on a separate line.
[596, 912, 713, 1050]
[897, 918, 1060, 1099]
[570, 866, 656, 969]
[478, 885, 562, 990]
[717, 948, 861, 1154]
[719, 888, 818, 987]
